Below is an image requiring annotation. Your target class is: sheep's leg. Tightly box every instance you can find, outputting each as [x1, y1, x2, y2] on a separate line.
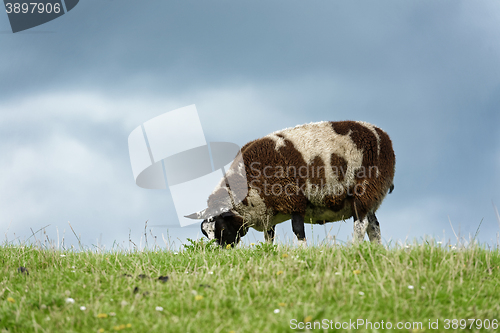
[353, 216, 368, 242]
[366, 212, 382, 244]
[264, 225, 276, 244]
[292, 212, 306, 246]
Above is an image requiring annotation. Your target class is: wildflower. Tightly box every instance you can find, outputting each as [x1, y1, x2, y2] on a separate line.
[250, 243, 255, 246]
[127, 324, 132, 328]
[98, 329, 105, 333]
[282, 254, 289, 258]
[208, 271, 214, 275]
[353, 270, 361, 275]
[273, 309, 280, 314]
[174, 252, 178, 255]
[359, 291, 365, 296]
[276, 270, 284, 276]
[113, 324, 128, 331]
[97, 313, 108, 318]
[195, 295, 204, 301]
[334, 272, 341, 275]
[109, 312, 116, 316]
[60, 254, 66, 257]
[408, 285, 414, 290]
[80, 306, 86, 311]
[65, 298, 75, 304]
[278, 302, 286, 307]
[304, 315, 313, 322]
[7, 297, 15, 303]
[121, 300, 128, 306]
[226, 244, 232, 249]
[155, 306, 164, 311]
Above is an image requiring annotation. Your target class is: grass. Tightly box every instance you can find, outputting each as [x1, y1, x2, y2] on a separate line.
[1, 239, 500, 333]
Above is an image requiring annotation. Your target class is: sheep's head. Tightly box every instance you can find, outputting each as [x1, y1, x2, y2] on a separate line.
[186, 210, 247, 247]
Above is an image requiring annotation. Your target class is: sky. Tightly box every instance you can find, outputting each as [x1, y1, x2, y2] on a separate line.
[1, 0, 499, 251]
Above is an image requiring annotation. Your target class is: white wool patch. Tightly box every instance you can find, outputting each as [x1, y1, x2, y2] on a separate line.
[268, 121, 363, 204]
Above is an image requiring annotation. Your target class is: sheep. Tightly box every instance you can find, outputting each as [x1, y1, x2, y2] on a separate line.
[186, 120, 395, 247]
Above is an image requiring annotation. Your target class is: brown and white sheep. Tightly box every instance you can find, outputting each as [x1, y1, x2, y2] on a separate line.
[186, 120, 395, 246]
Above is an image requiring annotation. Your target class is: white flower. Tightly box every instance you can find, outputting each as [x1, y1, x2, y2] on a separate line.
[274, 309, 280, 314]
[408, 285, 414, 290]
[65, 298, 75, 304]
[80, 306, 86, 311]
[156, 306, 164, 311]
[208, 271, 213, 275]
[358, 292, 365, 296]
[60, 254, 66, 257]
[335, 272, 341, 275]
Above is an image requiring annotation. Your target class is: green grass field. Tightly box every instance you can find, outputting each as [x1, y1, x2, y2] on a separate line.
[1, 239, 499, 333]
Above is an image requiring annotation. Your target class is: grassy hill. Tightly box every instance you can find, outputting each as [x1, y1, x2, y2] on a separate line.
[1, 239, 499, 332]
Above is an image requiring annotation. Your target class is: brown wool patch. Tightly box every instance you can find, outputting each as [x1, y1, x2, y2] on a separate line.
[240, 137, 308, 215]
[308, 155, 326, 186]
[330, 152, 348, 182]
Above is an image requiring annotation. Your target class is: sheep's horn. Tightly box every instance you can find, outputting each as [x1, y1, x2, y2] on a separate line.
[185, 205, 231, 220]
[185, 208, 209, 220]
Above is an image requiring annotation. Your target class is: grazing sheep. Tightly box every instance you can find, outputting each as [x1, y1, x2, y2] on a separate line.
[186, 120, 395, 247]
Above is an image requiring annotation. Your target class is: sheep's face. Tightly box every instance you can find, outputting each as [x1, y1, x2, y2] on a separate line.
[201, 212, 245, 247]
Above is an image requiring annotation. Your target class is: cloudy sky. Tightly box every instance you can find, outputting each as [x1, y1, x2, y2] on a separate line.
[1, 0, 499, 250]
